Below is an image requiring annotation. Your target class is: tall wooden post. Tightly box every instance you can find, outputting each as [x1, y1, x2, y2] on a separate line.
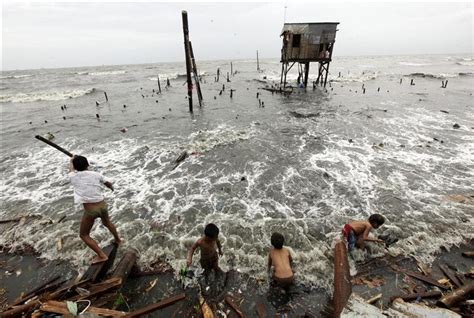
[182, 10, 193, 113]
[256, 50, 260, 71]
[157, 74, 162, 94]
[304, 62, 310, 88]
[189, 41, 203, 107]
[231, 62, 233, 76]
[104, 92, 108, 102]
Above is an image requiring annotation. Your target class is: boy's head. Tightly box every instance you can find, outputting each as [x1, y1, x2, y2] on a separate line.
[204, 223, 219, 240]
[72, 155, 89, 171]
[369, 214, 385, 229]
[271, 232, 285, 249]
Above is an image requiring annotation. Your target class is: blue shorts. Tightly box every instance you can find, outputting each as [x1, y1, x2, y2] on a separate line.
[347, 230, 357, 251]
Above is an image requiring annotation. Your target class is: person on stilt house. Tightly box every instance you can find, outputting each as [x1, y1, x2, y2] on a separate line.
[69, 155, 121, 264]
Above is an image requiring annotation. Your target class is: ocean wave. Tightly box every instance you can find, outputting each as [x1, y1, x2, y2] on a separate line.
[0, 87, 8, 90]
[399, 62, 432, 66]
[88, 70, 127, 76]
[330, 71, 378, 83]
[0, 74, 33, 80]
[406, 72, 458, 79]
[0, 88, 96, 103]
[456, 61, 474, 66]
[147, 73, 186, 81]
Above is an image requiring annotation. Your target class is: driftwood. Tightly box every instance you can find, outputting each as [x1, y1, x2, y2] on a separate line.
[333, 240, 352, 318]
[1, 299, 41, 318]
[462, 251, 474, 259]
[404, 271, 449, 290]
[437, 282, 474, 308]
[225, 295, 244, 318]
[366, 293, 382, 305]
[439, 264, 462, 288]
[81, 244, 118, 282]
[125, 293, 186, 317]
[40, 300, 126, 316]
[390, 290, 442, 302]
[68, 277, 122, 302]
[110, 249, 138, 284]
[10, 275, 61, 306]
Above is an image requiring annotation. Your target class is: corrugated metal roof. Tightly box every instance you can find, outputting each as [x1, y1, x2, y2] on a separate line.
[281, 22, 339, 35]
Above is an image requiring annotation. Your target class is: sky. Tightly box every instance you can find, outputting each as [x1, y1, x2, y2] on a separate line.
[1, 1, 473, 70]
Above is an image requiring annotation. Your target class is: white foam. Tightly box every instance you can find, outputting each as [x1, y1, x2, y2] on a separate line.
[0, 88, 96, 103]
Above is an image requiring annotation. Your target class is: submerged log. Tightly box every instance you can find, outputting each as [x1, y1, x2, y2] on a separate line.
[333, 240, 352, 318]
[81, 243, 118, 282]
[111, 248, 138, 284]
[125, 293, 186, 317]
[390, 290, 442, 302]
[437, 282, 474, 308]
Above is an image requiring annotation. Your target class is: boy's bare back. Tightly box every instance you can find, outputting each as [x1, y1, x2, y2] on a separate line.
[196, 236, 220, 259]
[348, 220, 372, 236]
[269, 247, 293, 279]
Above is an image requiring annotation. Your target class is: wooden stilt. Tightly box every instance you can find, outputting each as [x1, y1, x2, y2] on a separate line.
[182, 11, 193, 113]
[304, 62, 310, 88]
[157, 74, 162, 94]
[189, 41, 203, 107]
[231, 62, 233, 76]
[104, 92, 108, 102]
[256, 50, 260, 71]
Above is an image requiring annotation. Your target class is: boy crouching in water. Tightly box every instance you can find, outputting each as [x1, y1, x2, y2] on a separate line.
[69, 155, 121, 264]
[187, 223, 223, 273]
[268, 232, 294, 290]
[342, 213, 385, 251]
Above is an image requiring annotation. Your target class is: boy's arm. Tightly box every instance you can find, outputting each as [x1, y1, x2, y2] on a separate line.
[288, 251, 294, 272]
[217, 239, 223, 256]
[362, 225, 383, 243]
[186, 240, 199, 267]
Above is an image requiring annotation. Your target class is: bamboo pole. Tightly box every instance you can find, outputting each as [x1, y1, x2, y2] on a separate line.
[35, 135, 73, 157]
[182, 10, 193, 113]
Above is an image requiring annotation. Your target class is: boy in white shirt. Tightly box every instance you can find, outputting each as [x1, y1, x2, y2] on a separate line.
[69, 155, 121, 264]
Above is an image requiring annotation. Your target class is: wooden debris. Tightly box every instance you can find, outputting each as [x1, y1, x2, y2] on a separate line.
[81, 243, 118, 282]
[437, 282, 474, 308]
[333, 240, 352, 318]
[144, 278, 158, 293]
[125, 293, 186, 317]
[68, 277, 122, 302]
[1, 299, 40, 318]
[110, 249, 138, 285]
[199, 294, 214, 318]
[404, 271, 449, 290]
[11, 275, 61, 306]
[390, 290, 442, 302]
[462, 251, 474, 259]
[366, 293, 382, 305]
[40, 300, 126, 316]
[225, 295, 244, 318]
[439, 264, 462, 288]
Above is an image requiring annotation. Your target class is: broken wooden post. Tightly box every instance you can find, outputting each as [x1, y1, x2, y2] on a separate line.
[167, 78, 171, 87]
[231, 62, 233, 76]
[437, 282, 474, 308]
[333, 240, 351, 318]
[227, 72, 230, 82]
[303, 62, 310, 88]
[189, 41, 203, 107]
[157, 74, 162, 94]
[104, 92, 108, 102]
[111, 248, 138, 285]
[256, 50, 260, 71]
[444, 80, 448, 88]
[439, 264, 462, 289]
[216, 68, 220, 82]
[182, 10, 193, 113]
[404, 271, 449, 290]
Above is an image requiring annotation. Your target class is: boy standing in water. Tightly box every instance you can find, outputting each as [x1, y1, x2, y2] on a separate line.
[342, 214, 385, 251]
[268, 232, 294, 290]
[69, 155, 121, 264]
[187, 223, 223, 273]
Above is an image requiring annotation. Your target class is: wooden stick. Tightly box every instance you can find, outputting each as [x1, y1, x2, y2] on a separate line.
[104, 92, 108, 101]
[437, 282, 474, 308]
[231, 62, 233, 76]
[35, 135, 73, 157]
[439, 264, 462, 288]
[1, 299, 40, 318]
[182, 10, 193, 113]
[125, 293, 186, 317]
[256, 50, 260, 71]
[390, 290, 442, 302]
[68, 277, 122, 301]
[366, 293, 382, 304]
[404, 271, 449, 290]
[225, 295, 244, 318]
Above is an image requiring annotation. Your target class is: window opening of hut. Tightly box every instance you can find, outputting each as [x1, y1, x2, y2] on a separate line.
[292, 34, 301, 48]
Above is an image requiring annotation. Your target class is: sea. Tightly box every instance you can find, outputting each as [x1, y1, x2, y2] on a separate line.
[1, 54, 473, 290]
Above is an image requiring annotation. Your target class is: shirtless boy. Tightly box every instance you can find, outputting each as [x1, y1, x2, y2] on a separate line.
[69, 155, 121, 264]
[342, 214, 385, 251]
[268, 232, 294, 290]
[187, 223, 223, 272]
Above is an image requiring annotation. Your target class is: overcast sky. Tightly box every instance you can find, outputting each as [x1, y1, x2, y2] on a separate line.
[2, 1, 473, 70]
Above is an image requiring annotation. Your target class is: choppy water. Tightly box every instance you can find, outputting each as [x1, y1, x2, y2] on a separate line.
[1, 54, 473, 290]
